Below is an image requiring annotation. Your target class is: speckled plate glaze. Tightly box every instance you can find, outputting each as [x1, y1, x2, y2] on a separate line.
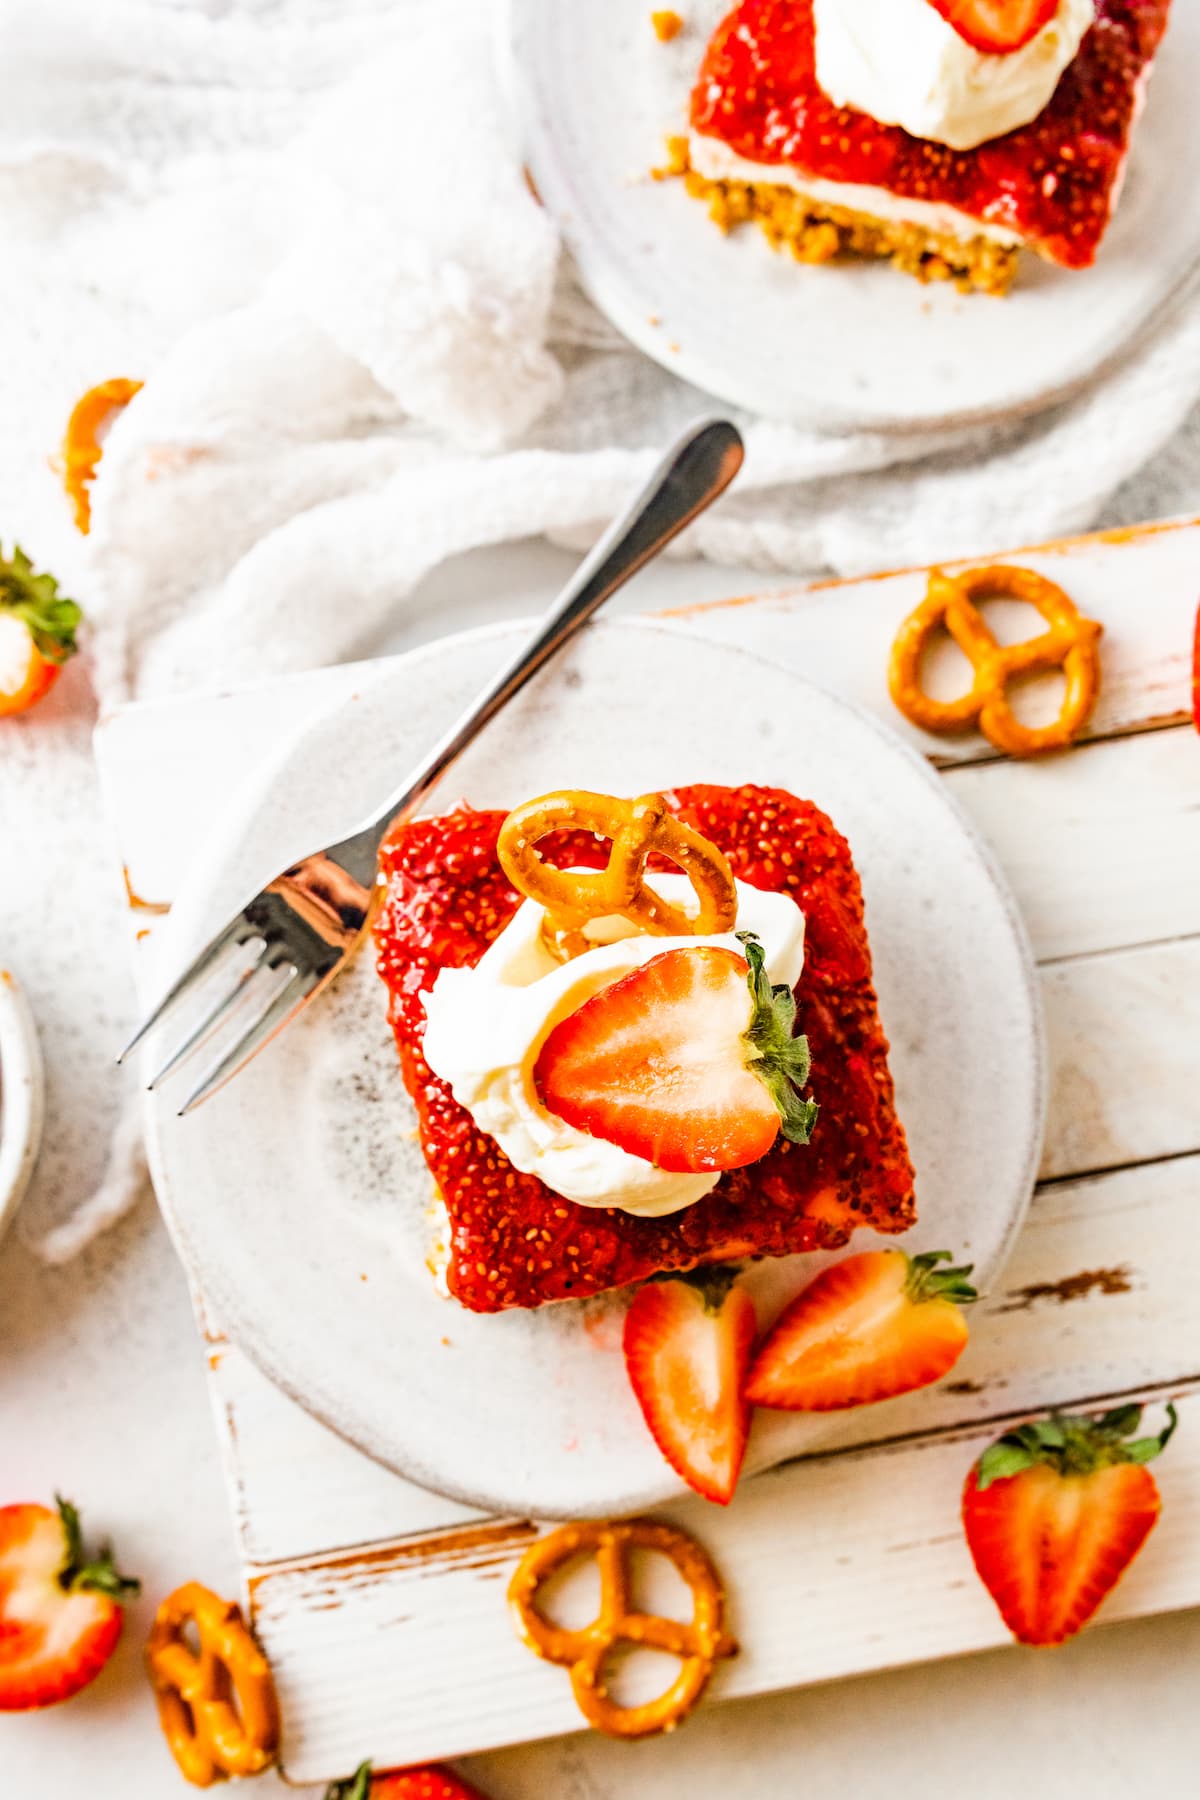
[145, 621, 1044, 1517]
[501, 0, 1200, 430]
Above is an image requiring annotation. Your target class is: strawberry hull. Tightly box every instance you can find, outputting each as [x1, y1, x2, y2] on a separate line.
[375, 785, 916, 1313]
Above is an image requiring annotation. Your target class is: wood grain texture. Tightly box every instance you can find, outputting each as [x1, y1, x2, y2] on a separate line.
[195, 878, 1197, 1567]
[1040, 938, 1200, 1179]
[96, 512, 1200, 1779]
[665, 515, 1198, 766]
[219, 1147, 1200, 1566]
[946, 727, 1200, 962]
[256, 1380, 1198, 1779]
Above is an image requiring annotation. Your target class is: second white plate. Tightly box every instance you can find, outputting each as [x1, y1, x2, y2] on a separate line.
[503, 0, 1200, 431]
[145, 621, 1044, 1518]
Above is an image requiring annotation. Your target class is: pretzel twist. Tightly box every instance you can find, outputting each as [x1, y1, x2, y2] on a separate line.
[59, 377, 143, 534]
[888, 565, 1103, 757]
[145, 1582, 280, 1786]
[508, 1518, 736, 1738]
[497, 791, 737, 941]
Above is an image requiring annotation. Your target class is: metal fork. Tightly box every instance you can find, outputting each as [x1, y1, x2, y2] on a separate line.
[122, 417, 745, 1114]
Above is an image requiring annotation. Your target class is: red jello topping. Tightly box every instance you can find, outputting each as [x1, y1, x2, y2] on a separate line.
[374, 785, 915, 1315]
[690, 0, 1172, 266]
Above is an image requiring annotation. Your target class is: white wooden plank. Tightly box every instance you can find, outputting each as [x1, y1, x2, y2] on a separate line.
[1040, 938, 1200, 1179]
[154, 924, 1200, 1313]
[206, 1339, 487, 1566]
[793, 1152, 1200, 1457]
[91, 516, 1200, 1779]
[213, 934, 1200, 1571]
[945, 726, 1200, 962]
[227, 1152, 1200, 1568]
[668, 515, 1198, 766]
[256, 1381, 1200, 1781]
[108, 700, 1200, 1566]
[96, 664, 375, 910]
[101, 673, 1200, 992]
[96, 520, 1200, 919]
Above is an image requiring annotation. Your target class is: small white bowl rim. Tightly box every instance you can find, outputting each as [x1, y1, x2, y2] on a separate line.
[0, 966, 46, 1242]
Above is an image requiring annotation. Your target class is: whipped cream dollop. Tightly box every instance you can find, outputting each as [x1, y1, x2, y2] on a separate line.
[421, 876, 807, 1219]
[813, 0, 1095, 151]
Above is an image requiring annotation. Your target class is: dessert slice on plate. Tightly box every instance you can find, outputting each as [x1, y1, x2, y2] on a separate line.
[679, 0, 1173, 291]
[374, 783, 915, 1314]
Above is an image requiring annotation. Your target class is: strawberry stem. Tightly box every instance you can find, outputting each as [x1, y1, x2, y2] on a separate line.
[666, 1263, 745, 1313]
[737, 931, 817, 1145]
[54, 1495, 141, 1603]
[975, 1403, 1179, 1491]
[0, 545, 82, 665]
[904, 1249, 978, 1307]
[326, 1762, 373, 1800]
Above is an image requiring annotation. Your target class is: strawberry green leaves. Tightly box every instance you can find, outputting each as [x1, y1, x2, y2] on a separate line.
[0, 545, 81, 665]
[54, 1496, 141, 1602]
[738, 931, 817, 1145]
[976, 1402, 1179, 1491]
[326, 1764, 374, 1800]
[904, 1249, 978, 1308]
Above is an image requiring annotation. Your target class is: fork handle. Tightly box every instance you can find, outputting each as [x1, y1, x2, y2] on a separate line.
[355, 417, 745, 856]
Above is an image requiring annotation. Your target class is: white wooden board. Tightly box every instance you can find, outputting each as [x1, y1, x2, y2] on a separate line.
[96, 515, 1200, 1783]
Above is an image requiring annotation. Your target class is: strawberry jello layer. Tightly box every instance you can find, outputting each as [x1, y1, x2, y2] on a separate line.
[689, 0, 1171, 270]
[375, 785, 916, 1315]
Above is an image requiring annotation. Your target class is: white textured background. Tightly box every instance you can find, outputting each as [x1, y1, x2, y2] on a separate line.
[3, 0, 1199, 1792]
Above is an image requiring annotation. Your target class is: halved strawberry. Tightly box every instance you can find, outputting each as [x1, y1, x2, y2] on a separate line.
[1191, 600, 1199, 735]
[0, 1496, 140, 1710]
[745, 1249, 976, 1411]
[326, 1759, 490, 1799]
[963, 1403, 1177, 1646]
[925, 0, 1060, 55]
[535, 933, 816, 1174]
[0, 546, 81, 719]
[623, 1269, 757, 1504]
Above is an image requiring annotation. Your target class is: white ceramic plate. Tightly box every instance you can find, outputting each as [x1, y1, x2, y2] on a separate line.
[0, 966, 45, 1245]
[145, 621, 1044, 1517]
[502, 0, 1200, 431]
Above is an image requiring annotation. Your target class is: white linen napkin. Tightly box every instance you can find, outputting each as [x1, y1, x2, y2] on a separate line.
[2, 0, 1198, 1260]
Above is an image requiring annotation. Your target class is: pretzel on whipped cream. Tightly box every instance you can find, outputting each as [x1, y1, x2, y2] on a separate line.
[497, 791, 737, 943]
[508, 1517, 736, 1738]
[888, 564, 1103, 758]
[145, 1582, 279, 1786]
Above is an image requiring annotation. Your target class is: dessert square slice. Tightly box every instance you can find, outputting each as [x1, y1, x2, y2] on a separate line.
[375, 784, 916, 1314]
[682, 0, 1172, 292]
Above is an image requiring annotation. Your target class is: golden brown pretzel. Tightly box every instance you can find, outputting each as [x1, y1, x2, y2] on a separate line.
[508, 1518, 736, 1738]
[888, 565, 1103, 757]
[59, 377, 143, 534]
[497, 791, 737, 939]
[145, 1582, 279, 1786]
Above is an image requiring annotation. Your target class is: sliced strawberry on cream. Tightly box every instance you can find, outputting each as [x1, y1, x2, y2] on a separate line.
[811, 0, 1095, 149]
[376, 785, 917, 1315]
[927, 0, 1063, 54]
[535, 936, 816, 1175]
[420, 876, 807, 1218]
